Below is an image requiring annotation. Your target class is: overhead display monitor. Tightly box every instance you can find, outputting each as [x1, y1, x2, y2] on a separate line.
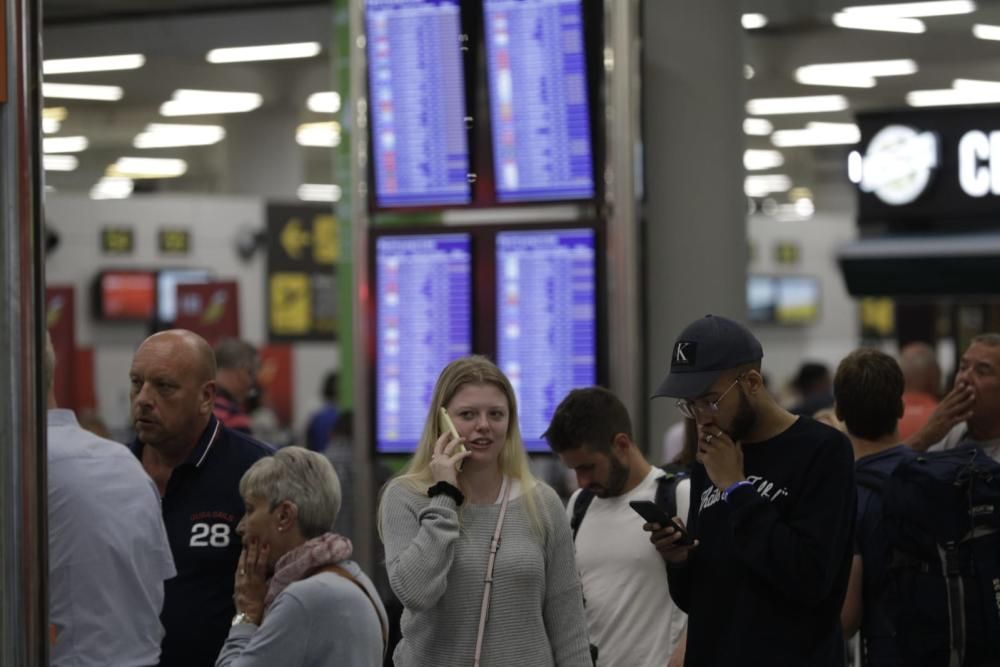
[156, 268, 212, 324]
[483, 0, 595, 203]
[747, 275, 820, 325]
[365, 0, 472, 208]
[375, 233, 473, 453]
[496, 227, 596, 450]
[94, 270, 156, 321]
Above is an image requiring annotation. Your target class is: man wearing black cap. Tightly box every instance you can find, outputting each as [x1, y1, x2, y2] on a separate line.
[646, 314, 855, 667]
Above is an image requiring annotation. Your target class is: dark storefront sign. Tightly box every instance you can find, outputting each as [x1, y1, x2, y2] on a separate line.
[856, 107, 1000, 232]
[843, 107, 1000, 297]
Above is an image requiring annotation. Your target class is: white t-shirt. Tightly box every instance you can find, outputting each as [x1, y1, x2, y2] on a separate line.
[566, 467, 689, 667]
[929, 422, 1000, 461]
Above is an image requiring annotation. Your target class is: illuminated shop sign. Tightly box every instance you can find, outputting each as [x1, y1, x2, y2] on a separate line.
[855, 107, 1000, 232]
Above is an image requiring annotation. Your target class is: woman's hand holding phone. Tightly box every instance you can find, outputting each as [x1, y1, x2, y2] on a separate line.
[429, 408, 471, 485]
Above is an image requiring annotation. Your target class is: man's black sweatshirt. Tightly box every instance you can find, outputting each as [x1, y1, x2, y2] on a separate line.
[667, 417, 856, 666]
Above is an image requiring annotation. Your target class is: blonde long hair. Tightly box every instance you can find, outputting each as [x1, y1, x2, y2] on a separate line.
[381, 355, 545, 536]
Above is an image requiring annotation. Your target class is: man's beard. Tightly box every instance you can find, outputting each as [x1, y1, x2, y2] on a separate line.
[596, 454, 630, 498]
[728, 387, 758, 442]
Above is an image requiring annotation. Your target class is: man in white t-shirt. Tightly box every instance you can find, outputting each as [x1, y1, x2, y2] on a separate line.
[905, 333, 1000, 461]
[544, 387, 688, 667]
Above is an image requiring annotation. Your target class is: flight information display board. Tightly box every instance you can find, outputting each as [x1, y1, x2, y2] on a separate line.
[366, 0, 471, 208]
[375, 233, 473, 452]
[496, 228, 596, 450]
[484, 0, 595, 203]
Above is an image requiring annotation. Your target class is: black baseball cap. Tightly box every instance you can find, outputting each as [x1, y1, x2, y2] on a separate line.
[652, 314, 763, 400]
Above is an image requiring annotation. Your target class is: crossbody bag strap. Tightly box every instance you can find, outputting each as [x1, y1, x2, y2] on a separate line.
[474, 479, 511, 667]
[323, 564, 389, 659]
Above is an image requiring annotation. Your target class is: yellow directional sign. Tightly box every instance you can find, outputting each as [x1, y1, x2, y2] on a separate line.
[269, 273, 311, 335]
[280, 217, 312, 260]
[312, 214, 339, 265]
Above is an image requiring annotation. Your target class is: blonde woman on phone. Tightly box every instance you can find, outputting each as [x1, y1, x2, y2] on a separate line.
[379, 355, 591, 667]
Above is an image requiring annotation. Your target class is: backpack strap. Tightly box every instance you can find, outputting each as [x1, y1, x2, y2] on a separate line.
[939, 544, 967, 667]
[654, 466, 687, 520]
[570, 489, 595, 540]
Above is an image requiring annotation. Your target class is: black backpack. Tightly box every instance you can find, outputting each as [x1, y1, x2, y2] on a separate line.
[855, 445, 1000, 667]
[570, 463, 689, 540]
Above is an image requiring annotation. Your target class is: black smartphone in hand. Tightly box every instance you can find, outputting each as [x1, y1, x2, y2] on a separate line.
[629, 500, 694, 546]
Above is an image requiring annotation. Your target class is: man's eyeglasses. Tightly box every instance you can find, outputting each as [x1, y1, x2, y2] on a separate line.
[675, 375, 742, 419]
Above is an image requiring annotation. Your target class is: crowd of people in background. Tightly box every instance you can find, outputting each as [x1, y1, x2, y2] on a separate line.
[43, 317, 1000, 666]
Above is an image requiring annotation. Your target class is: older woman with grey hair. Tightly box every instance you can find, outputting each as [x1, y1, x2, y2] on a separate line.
[216, 447, 388, 666]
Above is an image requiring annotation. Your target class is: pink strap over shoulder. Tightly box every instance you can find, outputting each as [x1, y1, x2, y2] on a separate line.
[473, 480, 511, 667]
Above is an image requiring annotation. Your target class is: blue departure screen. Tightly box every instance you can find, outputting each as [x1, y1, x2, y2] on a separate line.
[375, 233, 473, 452]
[484, 0, 595, 203]
[496, 228, 597, 450]
[366, 0, 471, 207]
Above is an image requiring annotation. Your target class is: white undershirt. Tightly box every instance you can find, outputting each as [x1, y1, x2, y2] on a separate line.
[567, 468, 688, 667]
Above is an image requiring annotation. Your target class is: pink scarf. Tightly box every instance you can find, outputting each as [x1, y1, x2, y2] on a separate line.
[263, 533, 353, 611]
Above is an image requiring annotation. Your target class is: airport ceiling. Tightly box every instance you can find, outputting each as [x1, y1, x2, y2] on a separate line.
[38, 0, 1000, 209]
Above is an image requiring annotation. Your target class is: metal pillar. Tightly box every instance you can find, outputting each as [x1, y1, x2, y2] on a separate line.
[0, 0, 47, 662]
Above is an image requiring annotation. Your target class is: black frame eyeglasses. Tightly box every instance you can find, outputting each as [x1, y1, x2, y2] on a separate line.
[675, 375, 742, 419]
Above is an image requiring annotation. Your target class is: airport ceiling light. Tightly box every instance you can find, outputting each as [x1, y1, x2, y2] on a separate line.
[795, 59, 918, 88]
[832, 13, 925, 32]
[745, 174, 792, 198]
[297, 183, 343, 202]
[43, 54, 145, 75]
[907, 79, 1000, 106]
[840, 1, 975, 18]
[43, 136, 89, 153]
[742, 13, 768, 29]
[207, 42, 321, 64]
[746, 94, 849, 115]
[744, 149, 785, 170]
[160, 89, 263, 116]
[744, 118, 774, 136]
[43, 155, 78, 172]
[43, 82, 124, 101]
[90, 176, 133, 200]
[133, 123, 226, 148]
[43, 107, 67, 134]
[107, 157, 188, 179]
[973, 23, 1000, 40]
[296, 121, 341, 147]
[307, 91, 342, 114]
[771, 122, 861, 147]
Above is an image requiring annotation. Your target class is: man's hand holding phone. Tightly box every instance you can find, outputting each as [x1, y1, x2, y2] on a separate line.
[633, 501, 698, 564]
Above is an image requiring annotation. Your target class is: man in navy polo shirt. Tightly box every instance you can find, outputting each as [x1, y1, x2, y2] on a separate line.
[129, 329, 273, 667]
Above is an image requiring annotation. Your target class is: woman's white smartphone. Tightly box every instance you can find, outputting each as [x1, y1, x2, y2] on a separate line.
[439, 407, 468, 470]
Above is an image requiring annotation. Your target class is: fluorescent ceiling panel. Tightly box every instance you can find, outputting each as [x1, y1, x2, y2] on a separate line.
[107, 157, 188, 179]
[160, 89, 263, 116]
[43, 136, 89, 153]
[307, 91, 342, 113]
[207, 42, 321, 63]
[746, 95, 849, 115]
[43, 82, 123, 101]
[43, 54, 145, 75]
[133, 123, 226, 148]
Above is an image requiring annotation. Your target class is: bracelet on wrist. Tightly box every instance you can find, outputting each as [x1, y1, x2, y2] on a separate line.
[722, 479, 753, 502]
[427, 480, 465, 506]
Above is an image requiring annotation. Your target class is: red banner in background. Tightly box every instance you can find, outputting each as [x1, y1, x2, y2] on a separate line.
[173, 281, 240, 346]
[45, 286, 76, 409]
[258, 345, 293, 427]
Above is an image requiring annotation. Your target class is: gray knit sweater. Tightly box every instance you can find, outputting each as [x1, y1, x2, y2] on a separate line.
[380, 479, 592, 666]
